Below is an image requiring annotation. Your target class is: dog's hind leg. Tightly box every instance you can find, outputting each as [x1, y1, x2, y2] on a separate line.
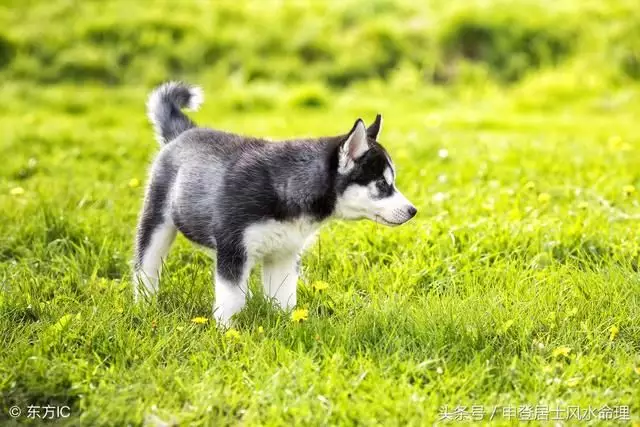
[213, 242, 253, 327]
[133, 173, 177, 300]
[133, 219, 176, 300]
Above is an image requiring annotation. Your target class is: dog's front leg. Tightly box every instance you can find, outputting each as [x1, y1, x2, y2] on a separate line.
[262, 253, 298, 310]
[213, 247, 252, 328]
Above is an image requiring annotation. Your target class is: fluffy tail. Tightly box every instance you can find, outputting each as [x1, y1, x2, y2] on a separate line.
[146, 81, 204, 145]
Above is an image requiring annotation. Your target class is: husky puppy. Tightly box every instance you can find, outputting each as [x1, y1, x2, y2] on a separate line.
[133, 81, 417, 326]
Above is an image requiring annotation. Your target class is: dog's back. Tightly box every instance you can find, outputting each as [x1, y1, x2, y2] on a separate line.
[133, 81, 416, 326]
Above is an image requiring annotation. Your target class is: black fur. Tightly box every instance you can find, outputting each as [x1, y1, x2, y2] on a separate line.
[144, 125, 392, 283]
[134, 156, 176, 269]
[133, 80, 415, 324]
[147, 81, 199, 145]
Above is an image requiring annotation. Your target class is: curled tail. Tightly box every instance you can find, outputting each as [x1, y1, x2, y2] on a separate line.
[146, 81, 204, 145]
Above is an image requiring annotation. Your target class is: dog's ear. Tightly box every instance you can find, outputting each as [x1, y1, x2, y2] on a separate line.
[366, 113, 383, 140]
[338, 119, 369, 173]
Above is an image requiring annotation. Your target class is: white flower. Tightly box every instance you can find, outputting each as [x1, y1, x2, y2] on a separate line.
[432, 192, 449, 203]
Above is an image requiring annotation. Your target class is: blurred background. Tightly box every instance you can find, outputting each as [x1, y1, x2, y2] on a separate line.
[1, 0, 638, 110]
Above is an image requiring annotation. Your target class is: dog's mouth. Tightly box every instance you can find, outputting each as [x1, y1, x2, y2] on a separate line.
[373, 215, 405, 227]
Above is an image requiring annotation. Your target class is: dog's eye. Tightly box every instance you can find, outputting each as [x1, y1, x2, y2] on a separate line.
[376, 179, 392, 196]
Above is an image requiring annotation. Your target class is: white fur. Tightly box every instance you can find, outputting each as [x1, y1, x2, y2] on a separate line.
[211, 217, 320, 325]
[335, 184, 414, 226]
[383, 151, 396, 178]
[214, 269, 251, 327]
[262, 253, 298, 309]
[147, 81, 204, 114]
[383, 167, 394, 186]
[146, 82, 203, 144]
[245, 218, 320, 308]
[335, 147, 414, 225]
[243, 217, 320, 260]
[338, 121, 369, 174]
[135, 100, 416, 326]
[133, 220, 177, 300]
[185, 86, 204, 111]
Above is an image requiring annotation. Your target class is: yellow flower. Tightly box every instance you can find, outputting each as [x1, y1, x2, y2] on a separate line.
[542, 365, 554, 374]
[634, 366, 640, 375]
[128, 178, 140, 188]
[312, 281, 329, 292]
[191, 316, 208, 324]
[481, 202, 494, 211]
[10, 187, 25, 196]
[524, 181, 536, 191]
[291, 308, 309, 323]
[552, 346, 571, 358]
[609, 325, 619, 341]
[225, 328, 241, 340]
[623, 185, 636, 197]
[257, 326, 264, 334]
[538, 193, 551, 204]
[565, 377, 580, 387]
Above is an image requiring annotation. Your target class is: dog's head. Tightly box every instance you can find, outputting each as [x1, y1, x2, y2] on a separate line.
[333, 115, 417, 226]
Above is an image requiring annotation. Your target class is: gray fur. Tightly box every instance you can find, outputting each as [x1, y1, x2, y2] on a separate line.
[133, 81, 417, 326]
[146, 81, 203, 145]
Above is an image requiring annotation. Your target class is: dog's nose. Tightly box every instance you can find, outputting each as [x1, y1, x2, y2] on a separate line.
[407, 206, 417, 218]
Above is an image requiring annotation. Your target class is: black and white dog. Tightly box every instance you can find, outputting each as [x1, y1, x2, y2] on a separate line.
[133, 82, 417, 326]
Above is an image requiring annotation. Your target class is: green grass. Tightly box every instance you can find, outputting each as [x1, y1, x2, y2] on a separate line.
[2, 1, 640, 425]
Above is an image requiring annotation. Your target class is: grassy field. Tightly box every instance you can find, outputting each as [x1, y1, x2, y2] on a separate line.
[1, 0, 640, 425]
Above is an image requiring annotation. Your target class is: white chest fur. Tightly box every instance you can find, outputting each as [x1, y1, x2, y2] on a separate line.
[243, 217, 321, 261]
